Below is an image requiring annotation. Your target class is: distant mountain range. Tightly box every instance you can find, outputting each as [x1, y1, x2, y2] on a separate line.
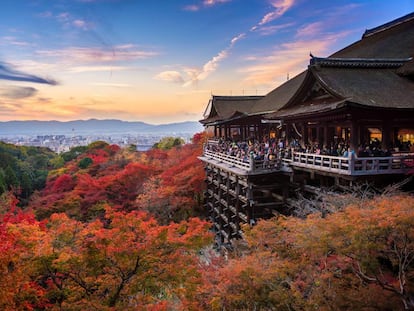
[0, 119, 204, 136]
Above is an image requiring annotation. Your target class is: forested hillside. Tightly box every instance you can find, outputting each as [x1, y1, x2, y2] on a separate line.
[0, 142, 57, 204]
[0, 135, 413, 310]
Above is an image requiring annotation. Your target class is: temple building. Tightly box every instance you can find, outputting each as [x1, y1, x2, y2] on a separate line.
[199, 13, 414, 245]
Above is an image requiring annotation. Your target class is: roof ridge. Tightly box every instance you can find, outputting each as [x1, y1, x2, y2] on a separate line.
[362, 12, 414, 38]
[212, 95, 264, 100]
[310, 56, 411, 68]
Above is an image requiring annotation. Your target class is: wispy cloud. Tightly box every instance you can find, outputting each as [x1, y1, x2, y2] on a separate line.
[38, 10, 95, 31]
[296, 21, 324, 39]
[156, 32, 245, 87]
[183, 0, 231, 11]
[255, 22, 295, 36]
[155, 71, 184, 84]
[251, 0, 295, 32]
[69, 65, 128, 73]
[0, 86, 38, 99]
[241, 3, 362, 87]
[0, 62, 57, 85]
[37, 45, 158, 63]
[241, 31, 351, 87]
[183, 5, 199, 11]
[1, 36, 31, 47]
[72, 19, 93, 30]
[176, 0, 295, 87]
[203, 0, 231, 6]
[186, 32, 244, 84]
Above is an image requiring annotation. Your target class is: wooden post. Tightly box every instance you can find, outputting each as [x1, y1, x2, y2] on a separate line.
[249, 155, 255, 172]
[350, 120, 359, 151]
[382, 121, 391, 150]
[302, 122, 308, 147]
[285, 122, 290, 146]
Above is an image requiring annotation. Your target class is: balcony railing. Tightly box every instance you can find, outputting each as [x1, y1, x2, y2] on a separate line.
[201, 141, 414, 176]
[291, 152, 414, 176]
[203, 149, 282, 173]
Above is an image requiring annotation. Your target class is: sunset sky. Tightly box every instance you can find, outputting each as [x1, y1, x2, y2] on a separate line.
[0, 0, 413, 124]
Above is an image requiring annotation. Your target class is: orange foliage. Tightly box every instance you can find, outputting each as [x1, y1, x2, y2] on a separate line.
[197, 195, 414, 310]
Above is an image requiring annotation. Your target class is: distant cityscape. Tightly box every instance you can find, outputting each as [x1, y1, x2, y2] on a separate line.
[0, 119, 203, 153]
[0, 133, 195, 153]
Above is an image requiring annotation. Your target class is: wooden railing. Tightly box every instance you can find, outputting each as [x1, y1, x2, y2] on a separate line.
[202, 141, 414, 176]
[203, 149, 251, 171]
[290, 152, 414, 176]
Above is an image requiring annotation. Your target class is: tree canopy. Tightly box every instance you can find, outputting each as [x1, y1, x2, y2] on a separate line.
[1, 132, 413, 310]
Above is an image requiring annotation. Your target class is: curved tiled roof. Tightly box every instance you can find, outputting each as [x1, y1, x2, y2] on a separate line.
[200, 12, 414, 125]
[270, 100, 346, 119]
[331, 12, 414, 59]
[251, 71, 307, 114]
[266, 60, 414, 120]
[313, 66, 414, 109]
[397, 58, 414, 76]
[200, 95, 264, 124]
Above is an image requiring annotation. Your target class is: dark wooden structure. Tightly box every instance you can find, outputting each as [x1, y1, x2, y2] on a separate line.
[201, 95, 265, 141]
[199, 13, 414, 245]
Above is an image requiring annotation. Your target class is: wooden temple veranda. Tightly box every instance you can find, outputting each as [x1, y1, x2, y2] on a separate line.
[198, 13, 414, 245]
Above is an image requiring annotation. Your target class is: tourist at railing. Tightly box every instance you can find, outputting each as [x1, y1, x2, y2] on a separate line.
[205, 136, 413, 175]
[205, 137, 404, 166]
[205, 137, 284, 168]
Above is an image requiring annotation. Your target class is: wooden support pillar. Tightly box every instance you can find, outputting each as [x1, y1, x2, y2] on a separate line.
[235, 177, 240, 232]
[323, 124, 328, 147]
[285, 122, 290, 145]
[224, 125, 229, 139]
[350, 120, 359, 151]
[219, 126, 222, 138]
[316, 126, 321, 146]
[302, 122, 308, 147]
[214, 126, 218, 137]
[382, 121, 391, 150]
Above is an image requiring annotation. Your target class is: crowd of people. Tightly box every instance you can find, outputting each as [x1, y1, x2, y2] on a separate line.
[205, 136, 399, 168]
[205, 137, 285, 167]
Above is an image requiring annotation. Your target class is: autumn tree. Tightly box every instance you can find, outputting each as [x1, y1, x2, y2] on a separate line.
[136, 140, 206, 224]
[0, 192, 50, 310]
[197, 195, 414, 310]
[23, 209, 212, 310]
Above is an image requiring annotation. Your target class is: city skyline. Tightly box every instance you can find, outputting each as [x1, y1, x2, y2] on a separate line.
[0, 0, 413, 124]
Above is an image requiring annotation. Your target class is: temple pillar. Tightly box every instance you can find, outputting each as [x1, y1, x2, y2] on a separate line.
[258, 124, 263, 141]
[302, 122, 308, 147]
[285, 122, 290, 145]
[382, 121, 391, 150]
[323, 124, 328, 147]
[350, 120, 359, 151]
[316, 126, 321, 146]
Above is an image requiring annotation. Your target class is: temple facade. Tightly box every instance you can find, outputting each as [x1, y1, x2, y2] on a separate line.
[199, 13, 414, 245]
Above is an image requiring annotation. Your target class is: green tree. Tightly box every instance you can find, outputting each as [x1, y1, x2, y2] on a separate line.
[0, 169, 6, 195]
[78, 157, 93, 169]
[50, 156, 65, 169]
[61, 146, 88, 162]
[152, 137, 185, 150]
[4, 166, 19, 190]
